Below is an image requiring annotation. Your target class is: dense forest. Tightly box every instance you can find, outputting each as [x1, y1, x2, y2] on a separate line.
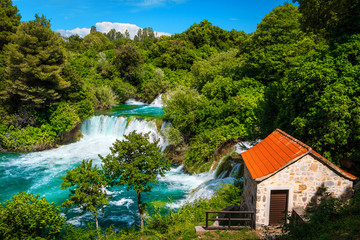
[1, 0, 359, 178]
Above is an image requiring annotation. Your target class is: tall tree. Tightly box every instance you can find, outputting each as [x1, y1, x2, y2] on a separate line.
[124, 29, 130, 39]
[90, 25, 97, 33]
[100, 131, 170, 231]
[2, 17, 69, 111]
[0, 0, 21, 51]
[113, 44, 143, 83]
[61, 159, 110, 237]
[294, 0, 360, 39]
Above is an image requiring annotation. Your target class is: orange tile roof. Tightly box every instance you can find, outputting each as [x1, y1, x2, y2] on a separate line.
[241, 129, 357, 180]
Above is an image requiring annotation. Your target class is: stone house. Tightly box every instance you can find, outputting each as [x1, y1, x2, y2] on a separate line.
[240, 129, 357, 227]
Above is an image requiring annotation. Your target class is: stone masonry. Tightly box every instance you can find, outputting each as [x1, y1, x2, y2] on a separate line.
[242, 154, 354, 228]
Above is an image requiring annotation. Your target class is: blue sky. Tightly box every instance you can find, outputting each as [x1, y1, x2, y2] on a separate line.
[13, 0, 291, 37]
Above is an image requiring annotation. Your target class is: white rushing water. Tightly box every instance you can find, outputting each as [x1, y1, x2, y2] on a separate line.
[0, 103, 254, 228]
[125, 94, 163, 108]
[166, 141, 256, 208]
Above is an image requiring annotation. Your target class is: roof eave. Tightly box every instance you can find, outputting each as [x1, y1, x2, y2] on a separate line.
[308, 151, 357, 181]
[253, 151, 357, 182]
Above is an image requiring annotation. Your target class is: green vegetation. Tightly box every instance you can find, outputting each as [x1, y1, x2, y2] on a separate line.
[0, 0, 359, 238]
[61, 159, 110, 235]
[1, 0, 359, 176]
[60, 180, 251, 240]
[100, 131, 171, 231]
[279, 189, 360, 240]
[0, 192, 65, 239]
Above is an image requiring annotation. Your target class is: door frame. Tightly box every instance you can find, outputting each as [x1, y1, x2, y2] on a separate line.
[266, 187, 292, 225]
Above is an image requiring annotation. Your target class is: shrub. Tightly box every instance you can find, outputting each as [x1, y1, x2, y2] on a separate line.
[95, 85, 117, 109]
[0, 192, 65, 240]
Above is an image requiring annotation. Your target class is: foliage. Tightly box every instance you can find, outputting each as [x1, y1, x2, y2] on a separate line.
[100, 131, 171, 231]
[50, 102, 80, 135]
[145, 182, 253, 239]
[83, 31, 113, 51]
[181, 19, 246, 51]
[294, 0, 360, 39]
[0, 0, 21, 51]
[269, 38, 360, 166]
[0, 124, 57, 152]
[163, 86, 203, 137]
[280, 190, 360, 240]
[95, 85, 117, 109]
[113, 44, 144, 83]
[3, 19, 68, 111]
[61, 159, 110, 232]
[111, 78, 137, 103]
[0, 192, 65, 240]
[138, 66, 167, 102]
[149, 37, 197, 70]
[190, 49, 241, 91]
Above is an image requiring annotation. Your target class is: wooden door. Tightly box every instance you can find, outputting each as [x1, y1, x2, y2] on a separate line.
[269, 190, 289, 225]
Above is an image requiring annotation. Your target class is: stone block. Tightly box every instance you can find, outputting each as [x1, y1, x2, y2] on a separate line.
[309, 163, 318, 172]
[299, 185, 307, 190]
[326, 181, 334, 186]
[195, 226, 207, 234]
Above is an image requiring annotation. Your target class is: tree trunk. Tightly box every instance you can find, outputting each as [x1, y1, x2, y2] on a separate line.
[137, 191, 144, 231]
[95, 214, 100, 238]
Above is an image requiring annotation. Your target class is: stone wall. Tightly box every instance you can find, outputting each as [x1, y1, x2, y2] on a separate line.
[241, 165, 257, 212]
[255, 154, 353, 226]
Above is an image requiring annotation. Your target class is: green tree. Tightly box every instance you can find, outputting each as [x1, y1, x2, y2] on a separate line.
[294, 0, 360, 39]
[100, 131, 170, 231]
[61, 159, 110, 236]
[0, 192, 65, 240]
[113, 44, 144, 83]
[124, 29, 130, 39]
[90, 25, 97, 33]
[150, 37, 197, 70]
[83, 31, 112, 51]
[2, 18, 69, 111]
[0, 0, 21, 51]
[273, 37, 360, 169]
[163, 86, 203, 137]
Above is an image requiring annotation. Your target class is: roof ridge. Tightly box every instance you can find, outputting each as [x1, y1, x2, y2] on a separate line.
[276, 129, 311, 151]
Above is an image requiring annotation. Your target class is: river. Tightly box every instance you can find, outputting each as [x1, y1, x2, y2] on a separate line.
[0, 96, 242, 229]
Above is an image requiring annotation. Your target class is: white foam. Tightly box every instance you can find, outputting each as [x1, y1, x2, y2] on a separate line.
[150, 94, 163, 107]
[125, 99, 147, 105]
[107, 215, 135, 226]
[110, 198, 134, 208]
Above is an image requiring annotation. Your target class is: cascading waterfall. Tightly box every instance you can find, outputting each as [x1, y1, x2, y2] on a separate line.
[0, 96, 253, 229]
[150, 94, 163, 107]
[171, 141, 254, 207]
[81, 115, 168, 150]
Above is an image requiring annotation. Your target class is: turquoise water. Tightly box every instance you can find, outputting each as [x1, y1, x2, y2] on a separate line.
[0, 101, 204, 229]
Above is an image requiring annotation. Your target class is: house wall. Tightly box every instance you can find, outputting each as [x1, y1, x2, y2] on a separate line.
[241, 165, 257, 212]
[255, 154, 353, 226]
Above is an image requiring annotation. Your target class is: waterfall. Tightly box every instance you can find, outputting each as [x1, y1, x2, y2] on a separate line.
[150, 94, 163, 107]
[124, 94, 163, 108]
[168, 141, 254, 207]
[81, 115, 169, 150]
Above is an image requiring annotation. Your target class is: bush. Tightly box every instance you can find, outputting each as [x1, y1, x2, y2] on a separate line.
[95, 85, 117, 109]
[280, 190, 360, 240]
[0, 192, 66, 240]
[112, 78, 137, 103]
[50, 102, 80, 135]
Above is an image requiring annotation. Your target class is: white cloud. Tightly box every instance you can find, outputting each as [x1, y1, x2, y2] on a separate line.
[56, 28, 90, 38]
[56, 22, 171, 39]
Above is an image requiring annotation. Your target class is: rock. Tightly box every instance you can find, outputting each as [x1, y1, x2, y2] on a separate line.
[195, 226, 207, 234]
